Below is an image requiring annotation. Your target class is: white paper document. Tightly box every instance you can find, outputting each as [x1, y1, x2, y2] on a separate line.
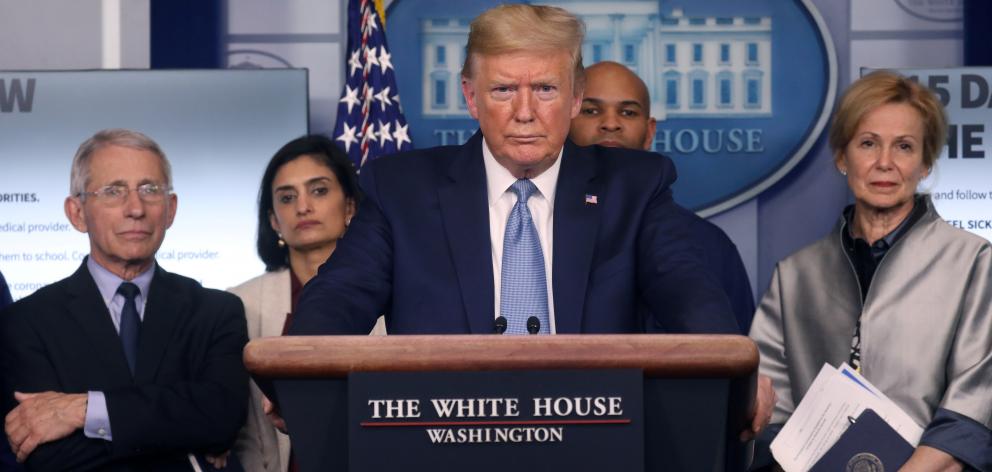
[770, 363, 924, 472]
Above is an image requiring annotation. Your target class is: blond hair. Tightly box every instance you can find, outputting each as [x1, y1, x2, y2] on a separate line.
[829, 70, 947, 169]
[461, 4, 585, 87]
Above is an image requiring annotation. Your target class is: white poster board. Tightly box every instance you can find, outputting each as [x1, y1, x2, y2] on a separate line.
[0, 69, 309, 300]
[891, 67, 992, 243]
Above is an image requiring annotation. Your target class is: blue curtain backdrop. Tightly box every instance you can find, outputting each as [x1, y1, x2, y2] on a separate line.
[965, 0, 991, 66]
[151, 0, 225, 69]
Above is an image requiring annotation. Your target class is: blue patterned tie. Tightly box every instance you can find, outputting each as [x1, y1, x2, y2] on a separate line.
[500, 179, 550, 335]
[117, 282, 141, 375]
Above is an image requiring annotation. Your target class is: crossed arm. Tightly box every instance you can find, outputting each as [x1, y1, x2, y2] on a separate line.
[5, 391, 88, 462]
[2, 295, 249, 470]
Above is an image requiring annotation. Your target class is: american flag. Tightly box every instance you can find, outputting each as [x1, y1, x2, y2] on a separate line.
[333, 0, 413, 169]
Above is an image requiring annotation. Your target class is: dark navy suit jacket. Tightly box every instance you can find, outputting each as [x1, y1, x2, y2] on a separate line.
[1, 262, 248, 471]
[0, 269, 18, 472]
[678, 208, 755, 334]
[291, 132, 738, 335]
[0, 270, 11, 308]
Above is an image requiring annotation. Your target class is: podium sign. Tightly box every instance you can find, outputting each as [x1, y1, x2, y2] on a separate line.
[348, 369, 643, 471]
[247, 335, 758, 471]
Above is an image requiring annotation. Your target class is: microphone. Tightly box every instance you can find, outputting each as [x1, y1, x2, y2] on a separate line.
[526, 316, 541, 335]
[494, 316, 507, 334]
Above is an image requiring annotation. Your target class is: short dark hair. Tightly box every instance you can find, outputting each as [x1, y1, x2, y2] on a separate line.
[256, 135, 362, 271]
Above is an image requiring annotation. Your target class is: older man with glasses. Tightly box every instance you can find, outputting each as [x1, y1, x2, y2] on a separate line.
[1, 129, 248, 471]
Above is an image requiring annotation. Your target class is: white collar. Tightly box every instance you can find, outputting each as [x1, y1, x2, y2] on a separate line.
[481, 138, 563, 208]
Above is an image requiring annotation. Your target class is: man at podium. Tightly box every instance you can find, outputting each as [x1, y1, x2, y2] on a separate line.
[290, 4, 738, 337]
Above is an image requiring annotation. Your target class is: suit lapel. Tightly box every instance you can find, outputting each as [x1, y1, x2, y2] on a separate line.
[552, 141, 600, 333]
[261, 270, 292, 337]
[135, 264, 187, 383]
[64, 261, 134, 381]
[437, 131, 495, 334]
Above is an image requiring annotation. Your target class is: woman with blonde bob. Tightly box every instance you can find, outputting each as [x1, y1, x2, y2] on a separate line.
[750, 71, 991, 470]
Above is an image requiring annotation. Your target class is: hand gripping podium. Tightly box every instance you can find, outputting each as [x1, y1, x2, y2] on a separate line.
[244, 334, 758, 472]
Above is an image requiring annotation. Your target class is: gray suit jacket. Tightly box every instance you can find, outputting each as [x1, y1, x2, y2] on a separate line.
[750, 195, 992, 457]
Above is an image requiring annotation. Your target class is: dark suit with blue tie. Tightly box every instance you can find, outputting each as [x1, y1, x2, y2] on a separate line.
[291, 132, 738, 335]
[1, 261, 248, 471]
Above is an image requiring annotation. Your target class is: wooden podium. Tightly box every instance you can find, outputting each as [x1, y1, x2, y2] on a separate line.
[245, 334, 758, 472]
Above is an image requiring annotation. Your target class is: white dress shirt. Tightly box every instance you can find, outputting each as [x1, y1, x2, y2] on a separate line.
[482, 139, 562, 334]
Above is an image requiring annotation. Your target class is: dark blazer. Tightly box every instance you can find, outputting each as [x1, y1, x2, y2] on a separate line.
[0, 269, 11, 308]
[679, 207, 755, 334]
[291, 132, 737, 335]
[0, 260, 249, 472]
[0, 269, 19, 472]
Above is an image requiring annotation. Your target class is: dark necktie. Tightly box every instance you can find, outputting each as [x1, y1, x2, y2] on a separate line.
[117, 282, 141, 375]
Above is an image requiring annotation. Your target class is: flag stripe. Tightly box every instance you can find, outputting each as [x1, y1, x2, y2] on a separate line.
[334, 0, 413, 169]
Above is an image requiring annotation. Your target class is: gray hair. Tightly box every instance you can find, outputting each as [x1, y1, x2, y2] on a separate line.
[69, 129, 172, 196]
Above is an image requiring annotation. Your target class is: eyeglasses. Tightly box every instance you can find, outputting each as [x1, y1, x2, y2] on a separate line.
[77, 183, 172, 206]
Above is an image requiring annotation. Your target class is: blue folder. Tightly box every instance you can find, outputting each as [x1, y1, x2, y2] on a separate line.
[809, 408, 913, 471]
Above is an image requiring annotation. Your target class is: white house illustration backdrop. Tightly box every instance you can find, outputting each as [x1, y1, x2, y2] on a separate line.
[419, 0, 773, 122]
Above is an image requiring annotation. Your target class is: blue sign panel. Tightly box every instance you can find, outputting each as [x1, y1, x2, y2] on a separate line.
[385, 0, 836, 215]
[349, 369, 643, 471]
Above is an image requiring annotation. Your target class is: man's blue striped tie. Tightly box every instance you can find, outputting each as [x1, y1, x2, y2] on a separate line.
[500, 179, 550, 335]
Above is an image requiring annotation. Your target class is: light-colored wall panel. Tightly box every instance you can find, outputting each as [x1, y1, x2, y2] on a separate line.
[0, 0, 148, 70]
[227, 42, 342, 135]
[0, 0, 104, 69]
[851, 0, 962, 32]
[228, 0, 341, 35]
[121, 0, 150, 68]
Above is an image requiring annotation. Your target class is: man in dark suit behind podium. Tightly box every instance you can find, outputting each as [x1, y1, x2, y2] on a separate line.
[1, 129, 248, 471]
[291, 4, 739, 337]
[569, 61, 757, 333]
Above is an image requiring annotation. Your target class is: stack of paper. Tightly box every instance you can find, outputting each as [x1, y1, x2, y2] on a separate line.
[770, 363, 924, 472]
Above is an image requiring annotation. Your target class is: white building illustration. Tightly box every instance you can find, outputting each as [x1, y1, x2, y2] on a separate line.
[421, 18, 471, 118]
[419, 1, 772, 121]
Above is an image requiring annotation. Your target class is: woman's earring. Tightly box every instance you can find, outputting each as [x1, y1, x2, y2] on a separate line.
[277, 233, 286, 248]
[839, 169, 847, 176]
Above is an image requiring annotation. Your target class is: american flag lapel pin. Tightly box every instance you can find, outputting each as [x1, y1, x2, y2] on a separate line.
[584, 194, 598, 205]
